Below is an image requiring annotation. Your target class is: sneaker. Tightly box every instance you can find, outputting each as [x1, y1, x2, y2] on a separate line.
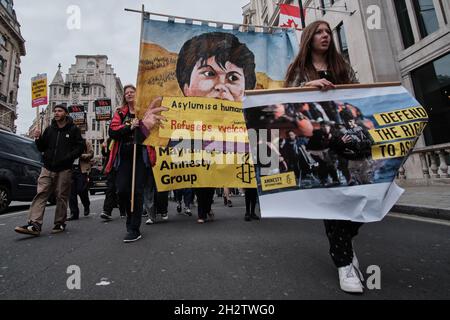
[145, 217, 154, 225]
[83, 208, 90, 216]
[161, 213, 169, 221]
[177, 202, 182, 213]
[51, 223, 66, 234]
[227, 200, 233, 207]
[14, 222, 41, 236]
[123, 232, 142, 243]
[100, 212, 112, 221]
[244, 214, 251, 222]
[207, 210, 214, 221]
[338, 264, 364, 293]
[67, 215, 79, 221]
[184, 207, 192, 216]
[142, 211, 149, 218]
[250, 213, 260, 220]
[197, 219, 205, 224]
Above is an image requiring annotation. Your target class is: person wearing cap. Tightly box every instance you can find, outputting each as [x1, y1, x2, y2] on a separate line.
[14, 104, 84, 237]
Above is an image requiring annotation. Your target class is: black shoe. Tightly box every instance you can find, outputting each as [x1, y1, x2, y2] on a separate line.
[224, 197, 227, 206]
[14, 222, 41, 236]
[227, 200, 233, 207]
[250, 213, 260, 220]
[83, 208, 90, 216]
[245, 214, 251, 222]
[100, 212, 112, 220]
[51, 223, 66, 234]
[123, 232, 142, 243]
[176, 202, 182, 213]
[67, 215, 79, 221]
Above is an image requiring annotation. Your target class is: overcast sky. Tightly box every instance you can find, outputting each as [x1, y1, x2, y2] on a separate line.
[14, 0, 249, 134]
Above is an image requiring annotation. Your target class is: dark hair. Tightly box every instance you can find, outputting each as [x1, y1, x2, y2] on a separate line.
[176, 32, 256, 91]
[284, 20, 352, 86]
[122, 84, 136, 105]
[340, 109, 354, 123]
[53, 104, 68, 113]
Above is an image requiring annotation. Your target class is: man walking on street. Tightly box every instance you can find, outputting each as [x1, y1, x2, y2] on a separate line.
[14, 104, 84, 236]
[68, 138, 94, 220]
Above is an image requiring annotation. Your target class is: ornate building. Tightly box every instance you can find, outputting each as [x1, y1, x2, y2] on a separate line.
[0, 0, 26, 132]
[31, 55, 123, 161]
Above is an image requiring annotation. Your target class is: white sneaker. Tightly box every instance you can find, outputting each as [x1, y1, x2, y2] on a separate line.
[145, 218, 154, 225]
[161, 213, 169, 221]
[338, 264, 364, 293]
[352, 251, 364, 282]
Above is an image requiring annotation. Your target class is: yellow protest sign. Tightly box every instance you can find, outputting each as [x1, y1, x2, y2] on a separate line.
[369, 121, 427, 143]
[153, 146, 257, 191]
[158, 97, 248, 143]
[371, 139, 416, 160]
[31, 74, 48, 108]
[261, 172, 297, 191]
[373, 106, 428, 126]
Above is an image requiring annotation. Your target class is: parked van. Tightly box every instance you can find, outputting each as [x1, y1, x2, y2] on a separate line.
[0, 130, 54, 213]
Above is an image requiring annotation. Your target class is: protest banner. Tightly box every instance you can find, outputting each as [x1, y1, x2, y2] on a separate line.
[31, 74, 48, 108]
[243, 83, 428, 222]
[135, 11, 298, 191]
[94, 98, 112, 121]
[32, 74, 48, 131]
[68, 104, 87, 132]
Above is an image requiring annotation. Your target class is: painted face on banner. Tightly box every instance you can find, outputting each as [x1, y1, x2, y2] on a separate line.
[183, 56, 245, 102]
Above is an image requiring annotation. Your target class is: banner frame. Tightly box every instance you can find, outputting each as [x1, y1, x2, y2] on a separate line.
[245, 82, 402, 96]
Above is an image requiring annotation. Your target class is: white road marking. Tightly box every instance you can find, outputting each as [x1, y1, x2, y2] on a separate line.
[389, 212, 450, 227]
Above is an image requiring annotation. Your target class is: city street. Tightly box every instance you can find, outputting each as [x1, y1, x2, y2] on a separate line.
[1, 194, 449, 300]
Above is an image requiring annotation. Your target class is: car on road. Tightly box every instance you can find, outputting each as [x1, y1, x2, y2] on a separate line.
[0, 129, 55, 214]
[88, 164, 108, 195]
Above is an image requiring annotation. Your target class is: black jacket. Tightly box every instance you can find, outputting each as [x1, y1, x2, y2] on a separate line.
[35, 117, 84, 172]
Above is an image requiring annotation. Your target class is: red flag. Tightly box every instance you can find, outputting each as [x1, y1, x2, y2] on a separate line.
[279, 4, 306, 29]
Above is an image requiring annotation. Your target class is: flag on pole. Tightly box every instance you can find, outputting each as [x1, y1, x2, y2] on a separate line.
[279, 4, 305, 29]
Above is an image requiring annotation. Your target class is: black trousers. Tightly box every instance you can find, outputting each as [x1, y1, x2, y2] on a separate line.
[115, 144, 147, 234]
[195, 188, 215, 220]
[324, 220, 364, 268]
[103, 169, 119, 215]
[245, 188, 258, 215]
[69, 169, 90, 218]
[154, 191, 169, 215]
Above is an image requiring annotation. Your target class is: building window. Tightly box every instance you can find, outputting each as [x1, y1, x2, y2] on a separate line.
[0, 57, 6, 73]
[394, 0, 415, 48]
[411, 53, 450, 145]
[412, 0, 439, 38]
[320, 0, 335, 15]
[0, 34, 6, 47]
[91, 118, 96, 131]
[83, 102, 89, 113]
[9, 91, 14, 104]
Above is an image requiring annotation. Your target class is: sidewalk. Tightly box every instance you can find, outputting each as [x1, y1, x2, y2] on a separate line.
[391, 185, 450, 221]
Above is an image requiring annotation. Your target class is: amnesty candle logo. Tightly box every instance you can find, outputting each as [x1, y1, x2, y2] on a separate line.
[236, 153, 255, 184]
[261, 172, 297, 191]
